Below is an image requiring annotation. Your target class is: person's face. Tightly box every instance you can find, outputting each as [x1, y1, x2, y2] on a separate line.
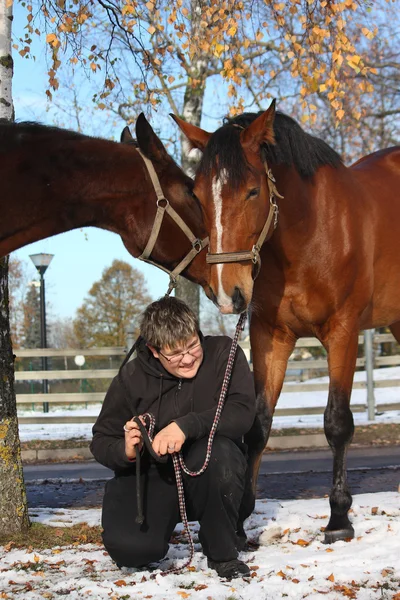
[149, 334, 203, 379]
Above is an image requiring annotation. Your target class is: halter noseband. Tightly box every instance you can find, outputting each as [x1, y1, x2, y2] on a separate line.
[205, 159, 283, 279]
[136, 149, 209, 295]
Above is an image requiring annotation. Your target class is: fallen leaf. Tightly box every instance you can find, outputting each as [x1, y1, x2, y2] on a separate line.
[327, 573, 335, 582]
[33, 554, 41, 563]
[4, 542, 15, 552]
[188, 566, 196, 572]
[177, 593, 190, 599]
[276, 570, 287, 579]
[325, 548, 334, 553]
[333, 585, 357, 598]
[371, 506, 378, 515]
[294, 539, 309, 547]
[308, 576, 314, 581]
[292, 578, 300, 584]
[250, 566, 259, 571]
[194, 585, 207, 591]
[114, 580, 127, 587]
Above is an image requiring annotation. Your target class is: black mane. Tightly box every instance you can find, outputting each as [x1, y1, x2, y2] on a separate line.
[198, 111, 342, 187]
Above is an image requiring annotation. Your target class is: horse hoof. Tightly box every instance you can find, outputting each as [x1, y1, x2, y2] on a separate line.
[323, 526, 355, 544]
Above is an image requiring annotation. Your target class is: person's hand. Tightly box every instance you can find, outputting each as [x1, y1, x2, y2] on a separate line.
[123, 416, 145, 460]
[152, 422, 186, 456]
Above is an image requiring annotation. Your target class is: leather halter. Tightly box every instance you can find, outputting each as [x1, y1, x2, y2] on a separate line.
[136, 149, 209, 295]
[206, 163, 283, 278]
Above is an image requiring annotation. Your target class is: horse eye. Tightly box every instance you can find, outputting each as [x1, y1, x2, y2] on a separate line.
[247, 188, 259, 199]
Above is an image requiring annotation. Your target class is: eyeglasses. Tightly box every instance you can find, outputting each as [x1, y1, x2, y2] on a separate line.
[159, 342, 202, 366]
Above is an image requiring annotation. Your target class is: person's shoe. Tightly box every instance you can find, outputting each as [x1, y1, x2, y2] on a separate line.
[207, 558, 250, 579]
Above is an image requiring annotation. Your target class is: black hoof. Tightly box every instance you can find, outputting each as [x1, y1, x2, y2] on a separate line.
[323, 526, 355, 544]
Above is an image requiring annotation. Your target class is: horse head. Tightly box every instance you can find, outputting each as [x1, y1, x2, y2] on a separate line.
[120, 114, 211, 293]
[171, 100, 277, 314]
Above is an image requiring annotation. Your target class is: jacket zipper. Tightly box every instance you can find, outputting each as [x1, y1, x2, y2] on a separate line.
[174, 379, 182, 416]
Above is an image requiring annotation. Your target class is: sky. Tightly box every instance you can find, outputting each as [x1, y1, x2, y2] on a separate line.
[9, 5, 189, 320]
[1, 492, 399, 598]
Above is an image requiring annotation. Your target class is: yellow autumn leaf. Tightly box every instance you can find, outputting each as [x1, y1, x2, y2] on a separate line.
[46, 33, 57, 44]
[168, 75, 175, 84]
[327, 573, 335, 582]
[177, 593, 190, 599]
[148, 25, 156, 35]
[336, 109, 345, 120]
[145, 1, 154, 10]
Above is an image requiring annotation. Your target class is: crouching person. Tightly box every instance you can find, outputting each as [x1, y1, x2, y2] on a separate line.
[90, 296, 256, 579]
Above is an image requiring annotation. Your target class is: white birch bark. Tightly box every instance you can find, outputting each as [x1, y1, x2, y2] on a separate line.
[0, 0, 30, 535]
[0, 0, 13, 119]
[175, 0, 208, 316]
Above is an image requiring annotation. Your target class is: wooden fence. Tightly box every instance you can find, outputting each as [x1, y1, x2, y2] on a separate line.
[14, 333, 400, 424]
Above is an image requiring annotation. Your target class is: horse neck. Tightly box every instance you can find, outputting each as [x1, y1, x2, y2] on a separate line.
[269, 162, 347, 259]
[1, 139, 145, 257]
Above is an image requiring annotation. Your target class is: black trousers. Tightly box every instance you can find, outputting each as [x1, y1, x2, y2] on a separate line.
[102, 436, 248, 568]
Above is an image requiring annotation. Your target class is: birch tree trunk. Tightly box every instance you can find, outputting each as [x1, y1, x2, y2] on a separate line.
[174, 0, 208, 318]
[0, 0, 30, 535]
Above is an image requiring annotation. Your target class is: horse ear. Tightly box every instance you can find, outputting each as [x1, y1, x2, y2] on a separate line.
[170, 114, 211, 151]
[135, 113, 170, 164]
[120, 126, 134, 143]
[240, 99, 276, 152]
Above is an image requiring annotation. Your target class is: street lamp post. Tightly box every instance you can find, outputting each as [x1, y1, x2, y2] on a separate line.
[29, 253, 54, 414]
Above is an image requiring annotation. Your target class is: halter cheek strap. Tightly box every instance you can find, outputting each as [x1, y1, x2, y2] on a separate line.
[205, 163, 283, 278]
[136, 149, 209, 295]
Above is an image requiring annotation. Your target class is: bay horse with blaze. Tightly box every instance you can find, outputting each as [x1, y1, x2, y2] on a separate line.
[172, 100, 400, 543]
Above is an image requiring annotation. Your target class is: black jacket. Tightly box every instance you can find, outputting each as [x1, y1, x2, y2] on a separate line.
[90, 335, 256, 472]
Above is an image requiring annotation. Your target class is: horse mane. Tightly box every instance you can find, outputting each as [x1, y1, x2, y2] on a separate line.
[198, 110, 343, 187]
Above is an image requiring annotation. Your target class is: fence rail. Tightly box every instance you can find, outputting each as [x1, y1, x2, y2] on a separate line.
[14, 332, 400, 423]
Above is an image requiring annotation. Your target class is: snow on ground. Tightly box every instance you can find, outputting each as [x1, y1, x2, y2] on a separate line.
[1, 492, 399, 599]
[17, 365, 400, 441]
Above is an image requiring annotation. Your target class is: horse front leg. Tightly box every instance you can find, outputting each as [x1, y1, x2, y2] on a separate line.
[323, 326, 358, 543]
[245, 321, 297, 502]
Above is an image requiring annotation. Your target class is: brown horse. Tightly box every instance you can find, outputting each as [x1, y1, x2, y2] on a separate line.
[0, 114, 209, 291]
[172, 101, 400, 543]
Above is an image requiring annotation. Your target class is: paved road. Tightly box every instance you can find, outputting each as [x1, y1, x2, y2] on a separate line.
[25, 446, 400, 509]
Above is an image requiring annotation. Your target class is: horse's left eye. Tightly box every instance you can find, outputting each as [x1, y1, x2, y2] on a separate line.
[247, 188, 259, 199]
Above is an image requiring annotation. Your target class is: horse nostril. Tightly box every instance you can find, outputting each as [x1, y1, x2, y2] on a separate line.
[232, 287, 246, 313]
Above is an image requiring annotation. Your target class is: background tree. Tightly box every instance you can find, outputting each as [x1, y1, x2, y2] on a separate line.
[8, 257, 29, 348]
[0, 0, 30, 535]
[22, 283, 42, 349]
[73, 259, 151, 348]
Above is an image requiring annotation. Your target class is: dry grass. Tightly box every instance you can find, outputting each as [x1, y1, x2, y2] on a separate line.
[0, 522, 102, 550]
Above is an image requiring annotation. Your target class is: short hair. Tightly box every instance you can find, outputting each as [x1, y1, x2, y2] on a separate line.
[139, 296, 199, 350]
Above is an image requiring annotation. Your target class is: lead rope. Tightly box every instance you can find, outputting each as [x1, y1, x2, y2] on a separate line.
[166, 311, 247, 575]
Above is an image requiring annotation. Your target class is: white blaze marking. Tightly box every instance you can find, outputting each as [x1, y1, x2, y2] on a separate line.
[211, 170, 232, 307]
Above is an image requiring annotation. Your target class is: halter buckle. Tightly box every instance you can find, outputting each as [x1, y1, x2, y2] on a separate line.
[271, 197, 279, 229]
[156, 197, 169, 209]
[192, 238, 203, 253]
[251, 245, 260, 264]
